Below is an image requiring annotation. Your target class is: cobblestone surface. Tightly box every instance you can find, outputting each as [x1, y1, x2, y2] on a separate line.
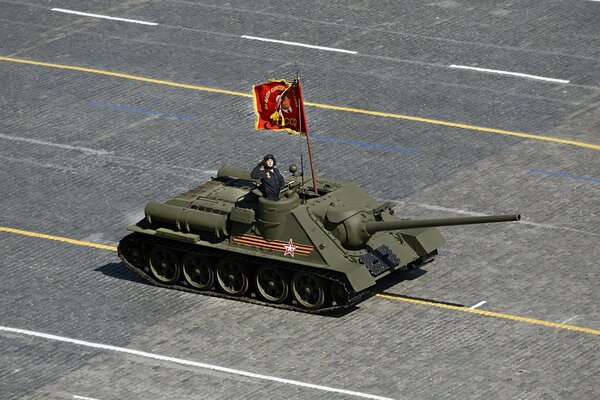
[1, 1, 599, 399]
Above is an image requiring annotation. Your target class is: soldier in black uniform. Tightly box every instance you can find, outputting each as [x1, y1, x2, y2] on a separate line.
[251, 154, 285, 201]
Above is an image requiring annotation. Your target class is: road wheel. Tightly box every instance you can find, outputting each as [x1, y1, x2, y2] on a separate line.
[183, 254, 214, 290]
[291, 272, 328, 310]
[255, 266, 289, 303]
[216, 258, 250, 296]
[148, 248, 180, 284]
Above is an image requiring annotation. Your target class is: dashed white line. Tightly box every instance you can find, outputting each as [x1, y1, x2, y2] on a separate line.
[392, 202, 599, 236]
[241, 35, 357, 54]
[393, 203, 487, 217]
[449, 65, 570, 84]
[558, 316, 578, 324]
[51, 8, 158, 26]
[0, 133, 112, 155]
[73, 396, 100, 400]
[469, 301, 487, 309]
[0, 326, 393, 400]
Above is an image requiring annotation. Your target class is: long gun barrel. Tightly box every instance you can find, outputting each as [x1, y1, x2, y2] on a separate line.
[365, 214, 521, 234]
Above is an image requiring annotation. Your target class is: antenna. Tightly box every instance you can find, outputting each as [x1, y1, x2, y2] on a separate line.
[295, 74, 318, 195]
[300, 153, 306, 204]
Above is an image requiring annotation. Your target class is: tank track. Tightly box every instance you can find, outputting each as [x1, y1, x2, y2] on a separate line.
[118, 233, 371, 314]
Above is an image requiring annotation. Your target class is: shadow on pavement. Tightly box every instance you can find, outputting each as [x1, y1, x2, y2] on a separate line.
[95, 263, 436, 317]
[95, 262, 150, 285]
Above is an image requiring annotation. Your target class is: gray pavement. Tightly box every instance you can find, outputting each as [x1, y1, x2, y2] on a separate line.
[1, 1, 599, 399]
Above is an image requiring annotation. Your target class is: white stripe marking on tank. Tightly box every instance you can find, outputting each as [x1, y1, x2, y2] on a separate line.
[0, 133, 112, 155]
[449, 65, 569, 84]
[73, 396, 100, 400]
[241, 35, 357, 54]
[469, 301, 487, 309]
[0, 326, 394, 400]
[51, 8, 158, 26]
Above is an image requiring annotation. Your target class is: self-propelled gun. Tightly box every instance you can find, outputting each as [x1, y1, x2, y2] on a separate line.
[118, 166, 520, 312]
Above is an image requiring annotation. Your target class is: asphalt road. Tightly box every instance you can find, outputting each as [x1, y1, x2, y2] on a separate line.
[1, 1, 599, 399]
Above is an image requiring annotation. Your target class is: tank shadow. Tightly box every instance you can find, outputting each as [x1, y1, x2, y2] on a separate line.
[320, 304, 360, 318]
[95, 262, 360, 317]
[370, 267, 465, 307]
[374, 267, 428, 291]
[95, 262, 150, 285]
[322, 268, 429, 317]
[94, 264, 437, 317]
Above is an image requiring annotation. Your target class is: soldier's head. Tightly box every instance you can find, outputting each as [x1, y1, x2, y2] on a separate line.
[263, 154, 276, 168]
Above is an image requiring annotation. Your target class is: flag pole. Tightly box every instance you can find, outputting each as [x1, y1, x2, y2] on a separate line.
[296, 75, 318, 195]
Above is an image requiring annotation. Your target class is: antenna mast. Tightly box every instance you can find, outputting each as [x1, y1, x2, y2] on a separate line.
[296, 74, 318, 195]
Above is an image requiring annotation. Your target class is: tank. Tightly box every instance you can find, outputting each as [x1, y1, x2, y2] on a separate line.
[118, 166, 520, 313]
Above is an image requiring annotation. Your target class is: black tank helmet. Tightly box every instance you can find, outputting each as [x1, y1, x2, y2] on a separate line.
[263, 154, 276, 166]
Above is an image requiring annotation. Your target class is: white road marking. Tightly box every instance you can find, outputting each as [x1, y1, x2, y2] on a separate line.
[449, 65, 569, 84]
[469, 301, 487, 309]
[51, 8, 158, 26]
[514, 220, 600, 236]
[558, 316, 578, 324]
[0, 326, 393, 400]
[0, 133, 112, 155]
[394, 203, 487, 217]
[73, 396, 99, 400]
[391, 202, 600, 236]
[241, 35, 357, 54]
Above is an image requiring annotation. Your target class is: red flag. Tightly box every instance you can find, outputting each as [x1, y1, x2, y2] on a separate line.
[252, 79, 308, 135]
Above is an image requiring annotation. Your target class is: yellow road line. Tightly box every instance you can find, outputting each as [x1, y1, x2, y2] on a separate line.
[375, 293, 600, 336]
[1, 55, 599, 151]
[0, 56, 250, 98]
[2, 225, 599, 336]
[307, 102, 600, 151]
[0, 226, 117, 251]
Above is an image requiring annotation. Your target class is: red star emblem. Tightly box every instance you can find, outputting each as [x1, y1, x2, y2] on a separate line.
[283, 238, 297, 257]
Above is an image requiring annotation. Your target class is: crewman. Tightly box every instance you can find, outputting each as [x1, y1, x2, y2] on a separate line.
[251, 154, 285, 201]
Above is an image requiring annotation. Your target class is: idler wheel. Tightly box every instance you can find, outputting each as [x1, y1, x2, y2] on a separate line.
[330, 282, 349, 306]
[291, 272, 328, 310]
[183, 254, 214, 290]
[148, 248, 180, 284]
[255, 266, 289, 303]
[216, 258, 250, 296]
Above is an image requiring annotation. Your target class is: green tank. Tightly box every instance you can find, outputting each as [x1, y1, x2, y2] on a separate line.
[118, 166, 520, 313]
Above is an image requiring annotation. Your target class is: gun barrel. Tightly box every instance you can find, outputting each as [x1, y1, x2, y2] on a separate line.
[366, 214, 521, 234]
